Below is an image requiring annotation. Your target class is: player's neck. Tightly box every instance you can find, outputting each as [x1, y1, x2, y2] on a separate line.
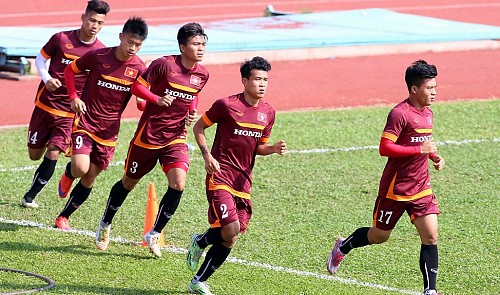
[114, 48, 132, 62]
[408, 96, 425, 110]
[77, 29, 96, 43]
[243, 92, 260, 107]
[180, 55, 197, 70]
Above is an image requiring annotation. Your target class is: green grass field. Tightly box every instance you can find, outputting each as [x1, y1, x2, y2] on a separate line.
[0, 100, 499, 295]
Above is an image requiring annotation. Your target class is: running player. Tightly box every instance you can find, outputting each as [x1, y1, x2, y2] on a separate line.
[21, 0, 110, 208]
[94, 23, 209, 255]
[326, 60, 445, 295]
[54, 17, 148, 231]
[185, 56, 288, 295]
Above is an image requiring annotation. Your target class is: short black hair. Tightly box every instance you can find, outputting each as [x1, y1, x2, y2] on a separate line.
[405, 60, 438, 92]
[177, 22, 207, 45]
[122, 17, 148, 41]
[240, 56, 271, 79]
[85, 0, 110, 15]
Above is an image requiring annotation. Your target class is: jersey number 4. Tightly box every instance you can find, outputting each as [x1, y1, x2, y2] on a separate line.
[28, 131, 38, 144]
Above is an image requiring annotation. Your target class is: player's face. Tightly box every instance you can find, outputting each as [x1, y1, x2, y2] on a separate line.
[180, 35, 206, 64]
[413, 78, 437, 107]
[80, 12, 106, 41]
[117, 32, 144, 61]
[243, 69, 269, 100]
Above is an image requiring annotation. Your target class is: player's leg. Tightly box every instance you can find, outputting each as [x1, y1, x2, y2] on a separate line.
[144, 144, 190, 256]
[22, 109, 61, 207]
[97, 144, 155, 250]
[188, 193, 250, 293]
[410, 194, 440, 294]
[55, 162, 102, 230]
[328, 196, 405, 274]
[55, 141, 108, 230]
[58, 132, 93, 198]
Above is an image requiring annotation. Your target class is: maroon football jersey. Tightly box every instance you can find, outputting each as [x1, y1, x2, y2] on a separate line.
[36, 30, 105, 116]
[379, 99, 434, 201]
[133, 55, 209, 148]
[71, 47, 146, 146]
[203, 93, 276, 198]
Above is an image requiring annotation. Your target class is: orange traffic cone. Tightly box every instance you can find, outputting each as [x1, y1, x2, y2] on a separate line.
[142, 182, 166, 246]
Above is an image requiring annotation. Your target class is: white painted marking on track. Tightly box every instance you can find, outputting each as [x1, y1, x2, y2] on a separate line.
[1, 138, 497, 173]
[0, 217, 420, 295]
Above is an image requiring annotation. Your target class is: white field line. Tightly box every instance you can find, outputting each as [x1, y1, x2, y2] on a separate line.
[0, 217, 419, 295]
[1, 138, 497, 173]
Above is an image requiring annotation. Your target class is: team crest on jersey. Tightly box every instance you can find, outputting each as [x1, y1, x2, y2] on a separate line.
[65, 44, 74, 49]
[170, 70, 178, 77]
[103, 64, 110, 69]
[257, 112, 267, 124]
[190, 75, 201, 86]
[427, 117, 432, 125]
[413, 117, 419, 124]
[124, 67, 138, 79]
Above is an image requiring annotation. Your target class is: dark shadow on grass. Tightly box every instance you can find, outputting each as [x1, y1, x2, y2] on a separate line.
[2, 282, 186, 295]
[0, 222, 20, 231]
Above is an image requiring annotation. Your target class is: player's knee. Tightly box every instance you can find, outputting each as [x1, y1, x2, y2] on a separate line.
[221, 222, 240, 244]
[421, 233, 438, 245]
[122, 176, 139, 191]
[28, 149, 45, 161]
[169, 181, 185, 191]
[368, 227, 391, 244]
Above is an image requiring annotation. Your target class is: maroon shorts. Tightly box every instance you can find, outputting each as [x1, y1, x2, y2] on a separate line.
[124, 142, 189, 179]
[206, 189, 253, 234]
[71, 132, 115, 170]
[372, 194, 440, 231]
[27, 106, 73, 151]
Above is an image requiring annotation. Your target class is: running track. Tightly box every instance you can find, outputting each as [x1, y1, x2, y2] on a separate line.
[0, 0, 499, 126]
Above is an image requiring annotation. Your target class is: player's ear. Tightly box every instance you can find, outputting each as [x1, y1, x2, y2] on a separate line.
[81, 14, 85, 22]
[411, 85, 417, 94]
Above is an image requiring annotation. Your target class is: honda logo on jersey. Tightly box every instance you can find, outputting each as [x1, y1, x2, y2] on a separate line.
[190, 75, 201, 86]
[124, 67, 138, 79]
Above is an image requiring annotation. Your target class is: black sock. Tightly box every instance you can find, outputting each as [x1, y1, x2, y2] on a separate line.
[339, 227, 371, 254]
[58, 181, 92, 218]
[194, 243, 231, 282]
[23, 156, 57, 202]
[420, 244, 438, 292]
[101, 180, 131, 224]
[152, 187, 183, 233]
[65, 162, 75, 179]
[196, 228, 224, 249]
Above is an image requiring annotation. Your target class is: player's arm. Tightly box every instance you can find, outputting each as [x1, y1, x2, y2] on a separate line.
[36, 52, 61, 92]
[257, 139, 287, 156]
[193, 115, 220, 174]
[131, 78, 175, 107]
[379, 137, 437, 157]
[64, 63, 86, 114]
[185, 96, 199, 126]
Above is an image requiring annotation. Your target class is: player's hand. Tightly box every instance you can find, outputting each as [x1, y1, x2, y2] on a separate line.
[157, 95, 175, 107]
[71, 97, 86, 114]
[185, 109, 197, 126]
[204, 155, 220, 174]
[274, 140, 288, 155]
[431, 154, 445, 170]
[45, 78, 62, 92]
[421, 140, 437, 154]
